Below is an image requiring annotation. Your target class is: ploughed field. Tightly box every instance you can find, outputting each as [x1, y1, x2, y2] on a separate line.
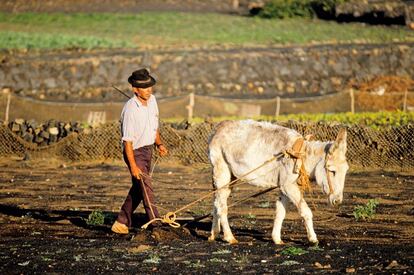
[0, 159, 413, 274]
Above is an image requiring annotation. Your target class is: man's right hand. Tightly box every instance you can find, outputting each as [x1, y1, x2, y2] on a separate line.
[130, 165, 142, 180]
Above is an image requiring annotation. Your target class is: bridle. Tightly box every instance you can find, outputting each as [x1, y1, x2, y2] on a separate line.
[324, 154, 335, 196]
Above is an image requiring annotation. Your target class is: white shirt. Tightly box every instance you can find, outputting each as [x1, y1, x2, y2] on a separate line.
[120, 94, 159, 150]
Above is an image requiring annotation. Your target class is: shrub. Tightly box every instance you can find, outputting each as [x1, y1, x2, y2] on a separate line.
[259, 0, 348, 19]
[85, 210, 105, 226]
[259, 0, 314, 19]
[353, 199, 379, 221]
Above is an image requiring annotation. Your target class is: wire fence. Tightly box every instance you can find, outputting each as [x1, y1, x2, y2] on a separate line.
[0, 121, 413, 171]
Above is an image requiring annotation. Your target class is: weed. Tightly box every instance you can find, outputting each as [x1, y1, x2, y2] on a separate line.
[184, 260, 205, 268]
[280, 260, 300, 266]
[308, 245, 324, 252]
[353, 199, 379, 221]
[243, 213, 256, 219]
[235, 253, 250, 265]
[281, 246, 308, 256]
[143, 254, 161, 264]
[258, 201, 271, 208]
[212, 249, 231, 255]
[209, 258, 227, 263]
[85, 210, 105, 226]
[190, 209, 206, 216]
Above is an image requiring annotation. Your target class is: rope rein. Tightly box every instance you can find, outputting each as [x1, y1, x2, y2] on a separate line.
[142, 135, 330, 229]
[141, 155, 278, 229]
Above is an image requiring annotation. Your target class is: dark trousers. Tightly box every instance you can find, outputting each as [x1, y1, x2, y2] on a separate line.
[116, 145, 160, 227]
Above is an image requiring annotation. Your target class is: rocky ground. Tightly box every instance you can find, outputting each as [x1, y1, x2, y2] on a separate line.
[0, 159, 413, 274]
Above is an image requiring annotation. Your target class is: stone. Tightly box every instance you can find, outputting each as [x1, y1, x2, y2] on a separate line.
[23, 133, 34, 143]
[48, 127, 59, 136]
[14, 118, 25, 125]
[345, 267, 355, 273]
[11, 123, 20, 132]
[34, 136, 44, 144]
[385, 260, 399, 269]
[40, 130, 50, 140]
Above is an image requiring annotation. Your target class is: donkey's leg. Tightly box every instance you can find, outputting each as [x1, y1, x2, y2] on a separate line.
[208, 158, 232, 242]
[283, 182, 318, 245]
[217, 186, 238, 244]
[272, 194, 289, 245]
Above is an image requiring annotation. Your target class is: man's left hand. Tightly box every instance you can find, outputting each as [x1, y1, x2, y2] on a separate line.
[158, 144, 168, 157]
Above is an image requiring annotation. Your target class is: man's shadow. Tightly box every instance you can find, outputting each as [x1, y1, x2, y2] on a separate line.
[0, 203, 148, 234]
[0, 204, 276, 242]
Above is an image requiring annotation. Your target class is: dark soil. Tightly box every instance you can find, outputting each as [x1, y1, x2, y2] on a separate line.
[0, 159, 413, 274]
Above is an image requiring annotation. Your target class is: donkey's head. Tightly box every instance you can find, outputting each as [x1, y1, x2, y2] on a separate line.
[315, 129, 349, 206]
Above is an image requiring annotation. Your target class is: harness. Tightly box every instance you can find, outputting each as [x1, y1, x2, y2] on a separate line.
[324, 153, 335, 196]
[285, 136, 334, 196]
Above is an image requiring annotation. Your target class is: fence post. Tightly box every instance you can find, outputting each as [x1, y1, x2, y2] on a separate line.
[403, 88, 408, 112]
[349, 89, 355, 114]
[232, 0, 239, 9]
[186, 93, 194, 121]
[275, 96, 280, 119]
[4, 92, 11, 125]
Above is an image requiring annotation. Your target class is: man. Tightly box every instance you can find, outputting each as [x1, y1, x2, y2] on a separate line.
[111, 68, 168, 234]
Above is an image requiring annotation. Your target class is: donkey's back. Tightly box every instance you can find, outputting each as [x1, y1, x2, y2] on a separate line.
[209, 120, 301, 186]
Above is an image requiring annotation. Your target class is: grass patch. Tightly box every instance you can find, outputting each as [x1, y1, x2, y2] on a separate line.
[0, 30, 133, 50]
[143, 254, 161, 264]
[281, 246, 308, 256]
[353, 199, 379, 221]
[0, 12, 413, 49]
[165, 111, 414, 129]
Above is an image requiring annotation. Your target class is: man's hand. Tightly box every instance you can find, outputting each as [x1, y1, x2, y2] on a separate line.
[158, 144, 168, 157]
[130, 164, 142, 180]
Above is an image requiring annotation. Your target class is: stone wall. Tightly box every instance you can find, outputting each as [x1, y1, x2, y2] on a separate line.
[1, 43, 413, 101]
[336, 0, 414, 26]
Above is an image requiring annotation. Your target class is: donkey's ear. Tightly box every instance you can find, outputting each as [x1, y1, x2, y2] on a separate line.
[335, 128, 347, 145]
[329, 128, 347, 155]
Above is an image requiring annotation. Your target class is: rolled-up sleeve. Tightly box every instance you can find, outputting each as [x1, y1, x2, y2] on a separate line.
[121, 108, 135, 142]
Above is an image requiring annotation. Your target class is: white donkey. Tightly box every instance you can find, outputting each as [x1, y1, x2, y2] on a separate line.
[208, 120, 348, 245]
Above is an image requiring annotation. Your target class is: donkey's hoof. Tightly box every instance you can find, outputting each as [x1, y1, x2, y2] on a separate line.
[274, 240, 285, 245]
[309, 239, 319, 246]
[208, 235, 216, 242]
[226, 238, 239, 245]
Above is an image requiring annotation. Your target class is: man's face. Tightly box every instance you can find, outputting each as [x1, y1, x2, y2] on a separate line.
[133, 86, 153, 101]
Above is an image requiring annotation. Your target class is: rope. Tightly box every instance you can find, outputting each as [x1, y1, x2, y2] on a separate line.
[141, 155, 279, 229]
[141, 136, 322, 230]
[181, 186, 279, 225]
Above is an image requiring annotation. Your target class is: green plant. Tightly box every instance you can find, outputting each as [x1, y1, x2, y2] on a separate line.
[281, 246, 308, 256]
[311, 0, 348, 12]
[209, 258, 227, 263]
[259, 0, 348, 19]
[85, 210, 105, 226]
[143, 254, 161, 264]
[1, 12, 413, 49]
[260, 0, 314, 19]
[353, 199, 379, 221]
[235, 253, 250, 265]
[258, 201, 271, 208]
[185, 260, 205, 268]
[243, 213, 256, 219]
[212, 249, 231, 255]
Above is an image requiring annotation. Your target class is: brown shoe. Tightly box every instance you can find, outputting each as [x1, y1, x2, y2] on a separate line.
[111, 221, 129, 234]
